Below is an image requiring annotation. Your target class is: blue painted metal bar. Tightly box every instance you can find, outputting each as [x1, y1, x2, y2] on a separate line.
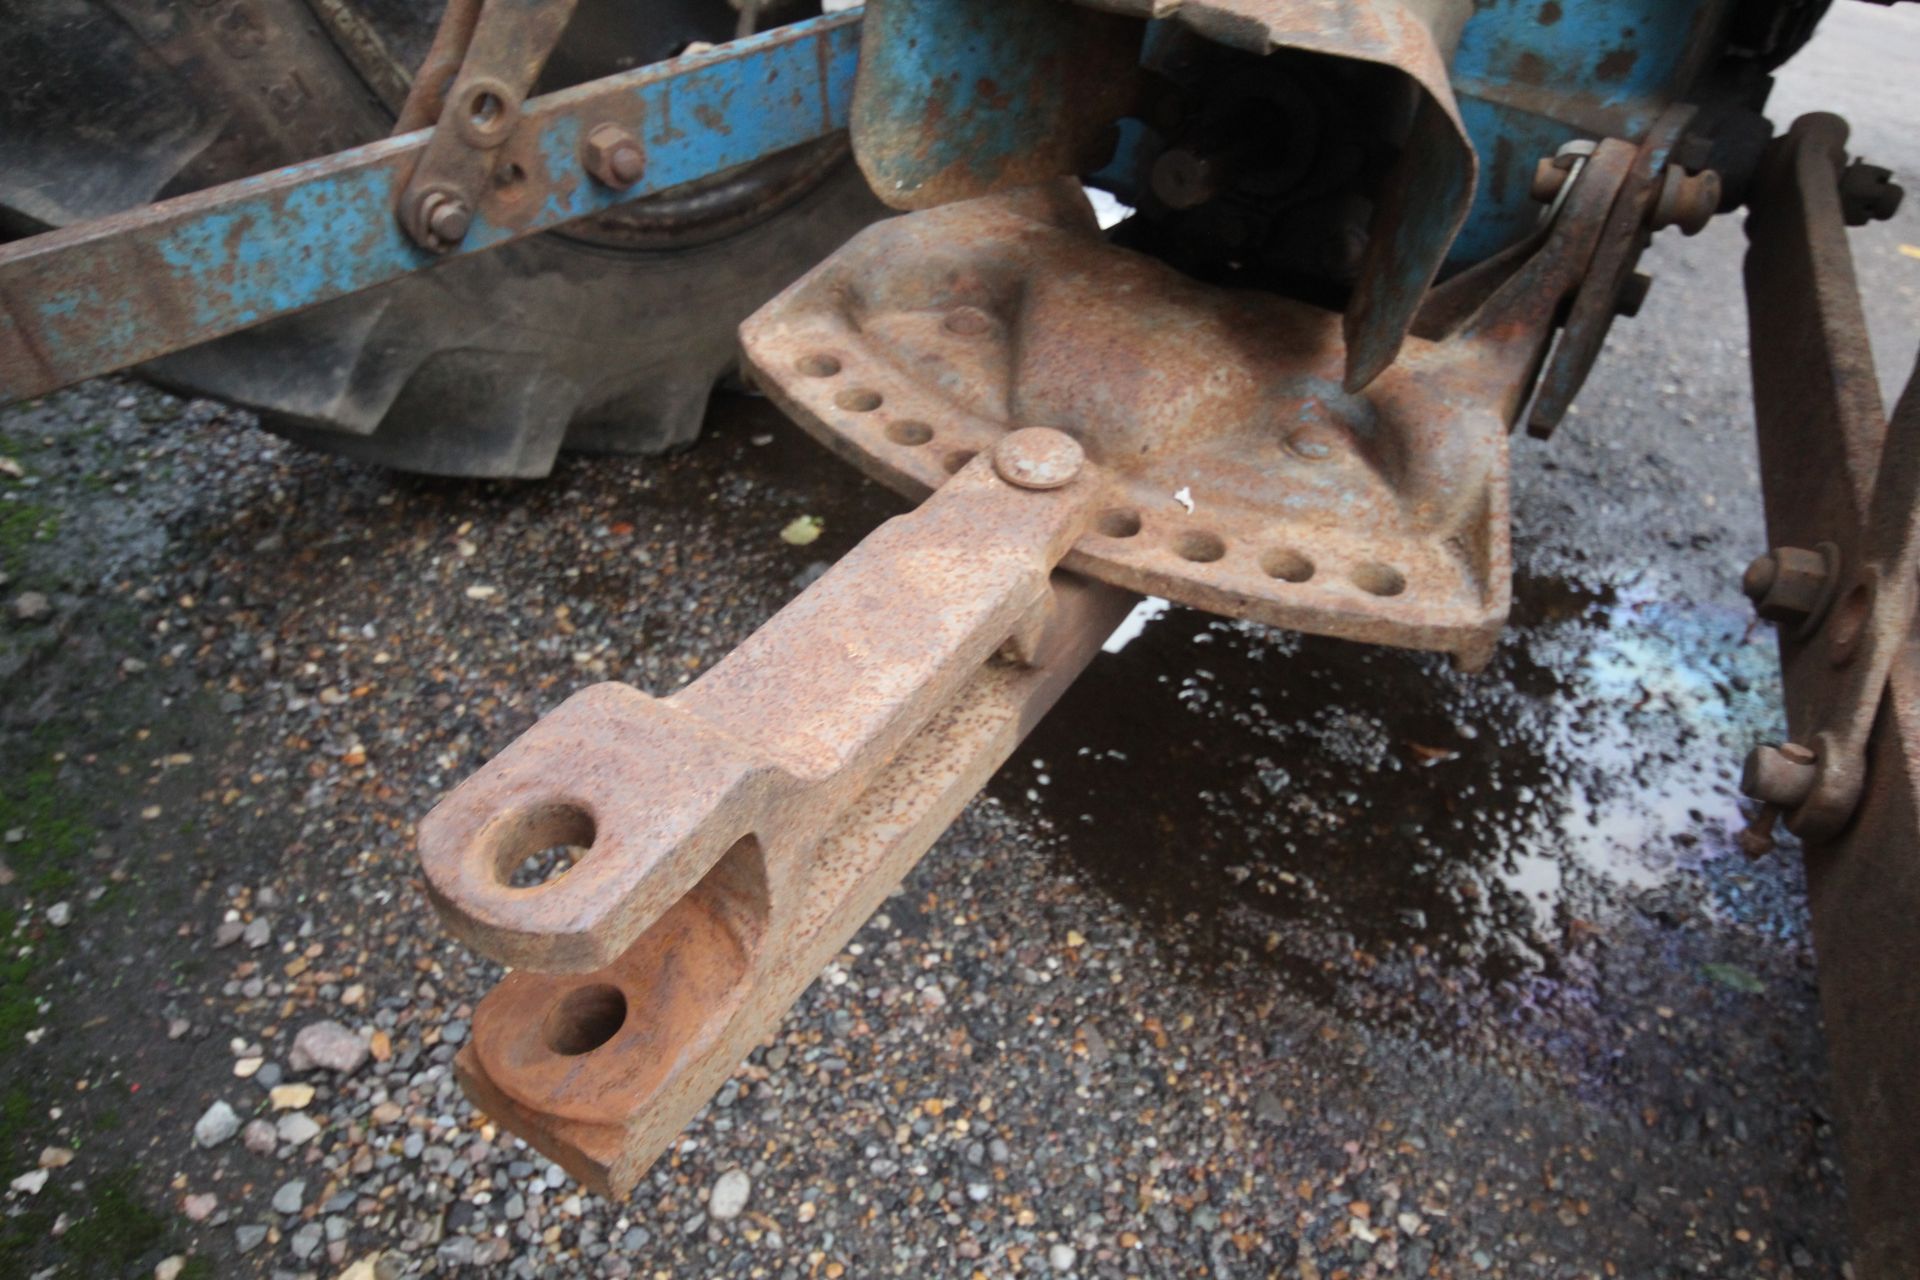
[0, 10, 862, 405]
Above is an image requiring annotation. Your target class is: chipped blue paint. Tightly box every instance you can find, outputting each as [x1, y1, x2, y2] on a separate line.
[850, 0, 1140, 208]
[1449, 0, 1723, 264]
[0, 11, 862, 402]
[0, 0, 1734, 402]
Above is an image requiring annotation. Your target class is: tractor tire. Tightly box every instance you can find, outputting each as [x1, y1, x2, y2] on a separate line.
[0, 0, 886, 477]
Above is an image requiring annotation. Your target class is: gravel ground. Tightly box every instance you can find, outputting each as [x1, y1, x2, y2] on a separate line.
[3, 8, 1918, 1279]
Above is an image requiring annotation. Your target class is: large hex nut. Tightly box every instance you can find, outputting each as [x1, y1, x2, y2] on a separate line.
[1742, 544, 1836, 627]
[583, 124, 646, 189]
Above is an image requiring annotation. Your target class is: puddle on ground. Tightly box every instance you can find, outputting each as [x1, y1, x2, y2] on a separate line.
[991, 568, 1785, 994]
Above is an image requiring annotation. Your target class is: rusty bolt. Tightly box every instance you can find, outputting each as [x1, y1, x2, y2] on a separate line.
[1839, 160, 1904, 226]
[1742, 544, 1833, 626]
[583, 124, 646, 189]
[420, 192, 472, 248]
[1529, 142, 1593, 204]
[1736, 802, 1783, 859]
[1740, 742, 1818, 809]
[1651, 166, 1721, 235]
[1530, 155, 1571, 203]
[993, 428, 1084, 491]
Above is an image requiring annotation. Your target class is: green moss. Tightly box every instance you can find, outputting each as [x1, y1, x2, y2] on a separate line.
[0, 755, 89, 897]
[0, 1168, 188, 1278]
[0, 751, 94, 1150]
[0, 1201, 60, 1271]
[57, 1169, 169, 1271]
[0, 499, 58, 578]
[0, 1085, 33, 1151]
[0, 936, 51, 1046]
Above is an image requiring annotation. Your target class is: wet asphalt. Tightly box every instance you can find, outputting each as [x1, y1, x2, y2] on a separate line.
[3, 5, 1920, 1278]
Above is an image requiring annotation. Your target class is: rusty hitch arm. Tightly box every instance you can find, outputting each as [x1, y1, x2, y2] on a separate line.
[418, 431, 1130, 1195]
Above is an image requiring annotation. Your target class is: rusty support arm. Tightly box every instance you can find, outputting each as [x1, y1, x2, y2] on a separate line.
[1741, 112, 1920, 1280]
[419, 433, 1131, 1194]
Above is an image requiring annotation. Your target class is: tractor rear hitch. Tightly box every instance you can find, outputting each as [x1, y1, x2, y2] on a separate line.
[422, 150, 1657, 1189]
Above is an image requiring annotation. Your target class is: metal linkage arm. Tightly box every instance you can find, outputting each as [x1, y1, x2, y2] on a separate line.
[418, 431, 1131, 1195]
[1738, 112, 1920, 1280]
[0, 12, 860, 406]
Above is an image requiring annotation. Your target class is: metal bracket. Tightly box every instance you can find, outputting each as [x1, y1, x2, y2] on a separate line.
[1738, 113, 1916, 848]
[393, 0, 581, 252]
[419, 431, 1132, 1194]
[0, 12, 863, 404]
[744, 153, 1634, 671]
[1526, 104, 1721, 438]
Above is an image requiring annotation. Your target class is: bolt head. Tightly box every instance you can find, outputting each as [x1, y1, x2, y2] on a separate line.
[1151, 149, 1224, 210]
[1740, 742, 1819, 809]
[584, 124, 646, 189]
[1653, 167, 1721, 236]
[1748, 544, 1831, 625]
[423, 194, 471, 246]
[1840, 160, 1903, 225]
[993, 428, 1084, 490]
[1530, 156, 1569, 203]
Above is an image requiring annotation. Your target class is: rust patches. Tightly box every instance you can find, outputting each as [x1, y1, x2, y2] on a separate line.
[740, 181, 1530, 663]
[424, 435, 1127, 1192]
[1510, 50, 1550, 86]
[692, 103, 730, 135]
[1594, 47, 1639, 83]
[973, 77, 1012, 111]
[1536, 1, 1561, 25]
[650, 86, 687, 146]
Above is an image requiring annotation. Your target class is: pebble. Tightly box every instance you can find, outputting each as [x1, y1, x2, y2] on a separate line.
[289, 1019, 368, 1075]
[36, 1148, 72, 1169]
[182, 1193, 218, 1222]
[709, 1169, 752, 1220]
[241, 1119, 278, 1155]
[269, 1082, 314, 1110]
[276, 1112, 322, 1146]
[10, 591, 52, 623]
[44, 901, 71, 927]
[193, 1101, 239, 1148]
[154, 1257, 187, 1280]
[272, 1180, 306, 1214]
[241, 916, 271, 949]
[234, 1224, 268, 1254]
[290, 1222, 324, 1259]
[0, 366, 1864, 1276]
[1048, 1243, 1078, 1273]
[9, 1169, 49, 1196]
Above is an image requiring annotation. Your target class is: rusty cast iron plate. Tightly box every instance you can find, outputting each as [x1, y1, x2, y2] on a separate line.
[742, 182, 1512, 666]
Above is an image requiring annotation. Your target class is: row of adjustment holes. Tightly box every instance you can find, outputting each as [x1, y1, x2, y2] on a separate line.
[1095, 508, 1406, 597]
[799, 354, 973, 467]
[797, 354, 1405, 598]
